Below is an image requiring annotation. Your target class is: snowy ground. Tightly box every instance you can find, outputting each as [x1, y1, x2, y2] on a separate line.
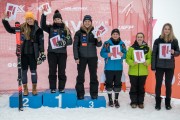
[0, 91, 180, 120]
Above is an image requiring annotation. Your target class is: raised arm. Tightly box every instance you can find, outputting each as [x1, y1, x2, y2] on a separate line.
[2, 19, 15, 34]
[40, 14, 50, 33]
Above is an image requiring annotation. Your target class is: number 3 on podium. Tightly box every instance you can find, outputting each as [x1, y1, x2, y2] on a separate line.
[89, 101, 94, 108]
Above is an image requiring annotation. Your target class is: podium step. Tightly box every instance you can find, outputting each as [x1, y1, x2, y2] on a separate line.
[9, 89, 107, 109]
[43, 89, 77, 108]
[76, 96, 106, 108]
[9, 92, 43, 108]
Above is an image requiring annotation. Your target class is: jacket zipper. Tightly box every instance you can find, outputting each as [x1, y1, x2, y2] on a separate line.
[138, 46, 140, 76]
[87, 34, 89, 56]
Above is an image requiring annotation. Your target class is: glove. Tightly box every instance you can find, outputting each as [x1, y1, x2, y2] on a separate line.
[57, 40, 66, 47]
[37, 52, 46, 65]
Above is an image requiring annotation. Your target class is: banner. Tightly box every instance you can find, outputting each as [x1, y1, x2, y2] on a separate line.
[0, 0, 152, 92]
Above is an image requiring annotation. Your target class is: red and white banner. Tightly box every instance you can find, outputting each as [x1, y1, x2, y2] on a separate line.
[0, 0, 152, 94]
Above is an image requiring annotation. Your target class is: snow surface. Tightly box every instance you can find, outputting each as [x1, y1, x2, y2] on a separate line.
[0, 91, 180, 120]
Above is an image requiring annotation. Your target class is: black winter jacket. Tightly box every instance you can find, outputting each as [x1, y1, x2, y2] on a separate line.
[151, 37, 180, 70]
[40, 14, 72, 53]
[73, 26, 102, 60]
[2, 19, 44, 60]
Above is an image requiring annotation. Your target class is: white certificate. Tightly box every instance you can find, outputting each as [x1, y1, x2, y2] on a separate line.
[159, 44, 171, 59]
[5, 3, 19, 21]
[110, 45, 121, 60]
[134, 50, 145, 63]
[92, 22, 108, 38]
[39, 3, 52, 15]
[50, 35, 62, 49]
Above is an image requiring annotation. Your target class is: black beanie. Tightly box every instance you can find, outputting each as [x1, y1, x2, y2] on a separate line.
[111, 29, 120, 35]
[83, 15, 92, 22]
[53, 10, 62, 20]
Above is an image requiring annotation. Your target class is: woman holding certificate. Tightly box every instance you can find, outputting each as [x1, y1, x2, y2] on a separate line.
[151, 23, 180, 110]
[126, 32, 151, 109]
[2, 11, 45, 96]
[100, 29, 127, 108]
[41, 9, 72, 93]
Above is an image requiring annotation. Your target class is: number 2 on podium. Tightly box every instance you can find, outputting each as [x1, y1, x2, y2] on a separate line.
[23, 98, 29, 107]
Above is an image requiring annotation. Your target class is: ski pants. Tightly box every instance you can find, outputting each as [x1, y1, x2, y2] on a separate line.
[155, 68, 174, 99]
[75, 57, 99, 97]
[105, 70, 122, 93]
[21, 54, 37, 84]
[48, 52, 67, 90]
[129, 75, 147, 104]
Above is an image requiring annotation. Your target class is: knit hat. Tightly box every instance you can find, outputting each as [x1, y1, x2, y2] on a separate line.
[83, 15, 92, 22]
[111, 29, 120, 35]
[53, 10, 62, 20]
[24, 12, 35, 20]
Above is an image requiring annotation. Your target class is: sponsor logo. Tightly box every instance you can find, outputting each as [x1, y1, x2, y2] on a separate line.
[118, 25, 134, 30]
[121, 1, 134, 16]
[17, 5, 25, 13]
[61, 7, 87, 11]
[8, 63, 17, 67]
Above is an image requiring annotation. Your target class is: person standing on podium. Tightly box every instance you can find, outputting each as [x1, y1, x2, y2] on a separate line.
[40, 9, 72, 93]
[2, 11, 45, 96]
[73, 15, 102, 100]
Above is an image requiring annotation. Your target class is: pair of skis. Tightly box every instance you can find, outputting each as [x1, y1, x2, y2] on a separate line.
[15, 22, 23, 111]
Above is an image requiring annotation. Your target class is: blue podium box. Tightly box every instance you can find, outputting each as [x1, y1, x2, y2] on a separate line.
[76, 96, 106, 108]
[9, 92, 43, 108]
[43, 89, 77, 108]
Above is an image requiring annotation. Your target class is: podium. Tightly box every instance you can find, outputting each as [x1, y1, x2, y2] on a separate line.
[43, 89, 77, 108]
[9, 89, 106, 109]
[76, 96, 106, 108]
[9, 92, 43, 108]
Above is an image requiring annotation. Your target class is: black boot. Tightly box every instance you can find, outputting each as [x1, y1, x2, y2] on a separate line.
[165, 98, 172, 110]
[114, 93, 120, 108]
[155, 97, 162, 110]
[114, 99, 120, 108]
[109, 100, 114, 107]
[108, 93, 113, 107]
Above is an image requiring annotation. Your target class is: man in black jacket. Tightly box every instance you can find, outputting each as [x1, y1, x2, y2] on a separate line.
[2, 12, 45, 96]
[73, 15, 102, 99]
